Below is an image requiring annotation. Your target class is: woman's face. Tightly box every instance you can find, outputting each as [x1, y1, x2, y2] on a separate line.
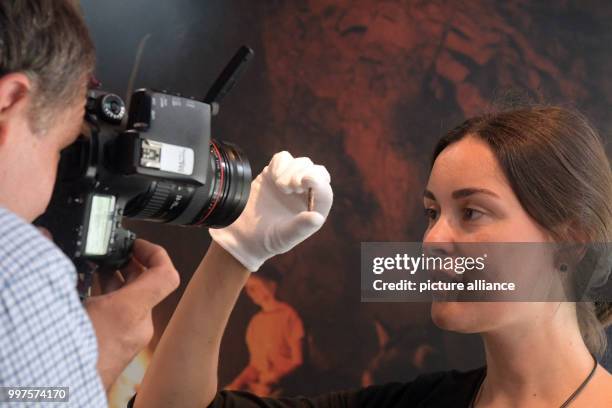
[423, 135, 558, 334]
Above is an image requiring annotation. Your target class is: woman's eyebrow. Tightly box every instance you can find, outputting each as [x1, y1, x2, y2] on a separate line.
[451, 188, 500, 199]
[423, 188, 500, 200]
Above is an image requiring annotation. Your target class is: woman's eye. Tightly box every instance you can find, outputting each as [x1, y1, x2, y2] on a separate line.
[424, 208, 438, 221]
[463, 208, 484, 221]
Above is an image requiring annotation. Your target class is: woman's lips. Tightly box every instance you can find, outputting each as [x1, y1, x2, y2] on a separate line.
[430, 268, 463, 283]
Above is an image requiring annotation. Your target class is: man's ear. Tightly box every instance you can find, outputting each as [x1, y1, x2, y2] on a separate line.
[0, 72, 32, 145]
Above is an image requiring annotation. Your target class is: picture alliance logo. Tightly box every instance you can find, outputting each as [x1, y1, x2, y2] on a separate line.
[371, 253, 488, 275]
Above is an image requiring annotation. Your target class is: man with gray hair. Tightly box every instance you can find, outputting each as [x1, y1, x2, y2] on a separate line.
[0, 1, 179, 405]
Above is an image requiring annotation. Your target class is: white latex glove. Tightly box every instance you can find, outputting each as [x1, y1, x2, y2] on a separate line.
[209, 151, 333, 272]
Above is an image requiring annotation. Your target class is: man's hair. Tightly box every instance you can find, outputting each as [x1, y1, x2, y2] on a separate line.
[0, 0, 95, 131]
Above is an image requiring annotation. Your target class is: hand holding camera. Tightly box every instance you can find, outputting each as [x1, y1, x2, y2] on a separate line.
[37, 226, 180, 390]
[84, 239, 179, 390]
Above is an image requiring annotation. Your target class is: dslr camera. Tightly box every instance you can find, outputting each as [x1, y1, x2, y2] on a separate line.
[36, 47, 254, 297]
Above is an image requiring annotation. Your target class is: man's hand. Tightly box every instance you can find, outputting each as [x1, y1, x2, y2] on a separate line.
[209, 151, 333, 272]
[84, 239, 180, 391]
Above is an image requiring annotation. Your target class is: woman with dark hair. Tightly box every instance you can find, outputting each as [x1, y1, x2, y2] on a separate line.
[130, 107, 612, 407]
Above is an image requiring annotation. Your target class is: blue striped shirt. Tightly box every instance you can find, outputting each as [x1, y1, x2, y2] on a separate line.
[0, 206, 107, 407]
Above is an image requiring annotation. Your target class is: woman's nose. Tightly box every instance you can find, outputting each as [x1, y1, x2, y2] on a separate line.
[423, 216, 455, 256]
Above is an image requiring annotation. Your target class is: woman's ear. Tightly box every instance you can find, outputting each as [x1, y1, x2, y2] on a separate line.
[569, 222, 589, 263]
[0, 72, 32, 146]
[557, 221, 589, 263]
[555, 244, 587, 272]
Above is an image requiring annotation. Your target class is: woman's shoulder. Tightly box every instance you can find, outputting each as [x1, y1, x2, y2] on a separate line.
[350, 366, 485, 407]
[583, 365, 612, 406]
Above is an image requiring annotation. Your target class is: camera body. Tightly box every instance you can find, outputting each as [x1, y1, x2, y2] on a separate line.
[36, 47, 255, 296]
[37, 88, 251, 290]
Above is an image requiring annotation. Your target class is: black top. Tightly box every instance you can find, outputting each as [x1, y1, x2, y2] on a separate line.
[128, 367, 486, 408]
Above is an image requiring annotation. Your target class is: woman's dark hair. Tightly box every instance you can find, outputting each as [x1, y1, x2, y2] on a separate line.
[431, 106, 612, 358]
[0, 0, 95, 131]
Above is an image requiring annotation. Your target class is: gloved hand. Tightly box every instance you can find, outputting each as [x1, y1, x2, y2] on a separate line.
[209, 151, 333, 272]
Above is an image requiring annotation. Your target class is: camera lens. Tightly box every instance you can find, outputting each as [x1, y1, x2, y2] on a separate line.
[192, 140, 252, 227]
[124, 140, 251, 228]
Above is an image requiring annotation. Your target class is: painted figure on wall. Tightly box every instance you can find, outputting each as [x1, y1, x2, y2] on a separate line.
[226, 269, 305, 396]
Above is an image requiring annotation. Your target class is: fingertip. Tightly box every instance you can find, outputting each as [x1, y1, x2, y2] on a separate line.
[295, 157, 314, 167]
[273, 177, 294, 194]
[301, 165, 331, 187]
[297, 210, 325, 228]
[277, 150, 293, 159]
[270, 150, 293, 167]
[269, 151, 295, 180]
